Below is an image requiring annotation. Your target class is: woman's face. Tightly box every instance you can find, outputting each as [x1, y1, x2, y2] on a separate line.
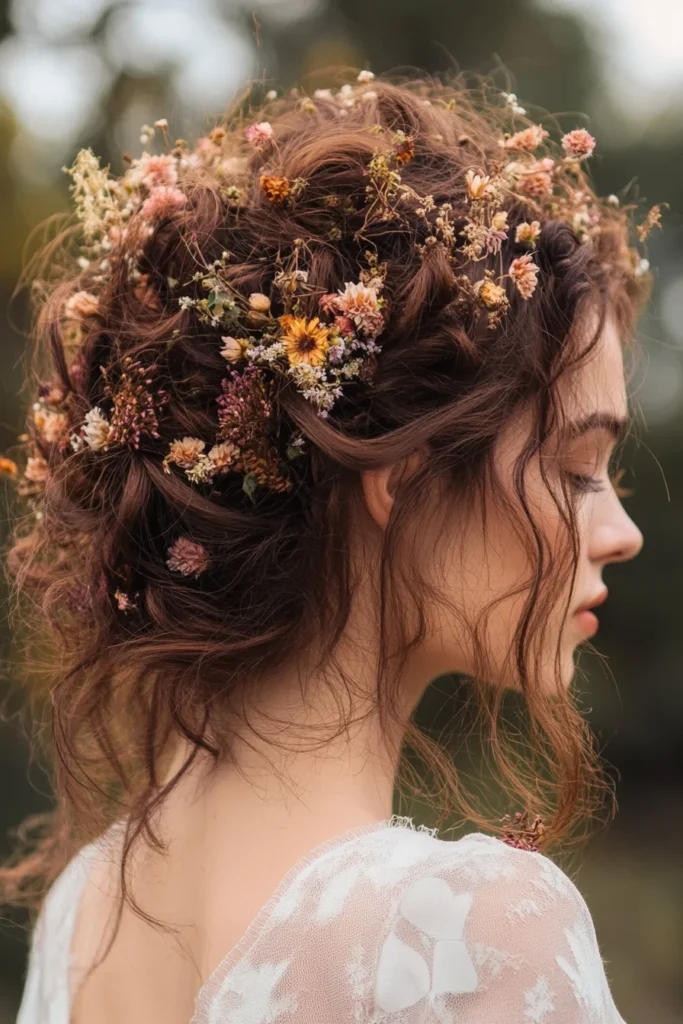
[414, 311, 644, 694]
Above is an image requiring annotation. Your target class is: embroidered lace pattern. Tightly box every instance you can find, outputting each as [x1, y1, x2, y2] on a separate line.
[16, 816, 626, 1024]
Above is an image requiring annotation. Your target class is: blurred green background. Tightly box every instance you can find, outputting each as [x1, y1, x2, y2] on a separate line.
[1, 0, 682, 1020]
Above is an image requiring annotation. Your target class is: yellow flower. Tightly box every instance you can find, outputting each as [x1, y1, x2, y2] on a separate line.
[279, 315, 330, 367]
[474, 277, 508, 309]
[515, 220, 541, 246]
[465, 169, 496, 202]
[491, 210, 509, 232]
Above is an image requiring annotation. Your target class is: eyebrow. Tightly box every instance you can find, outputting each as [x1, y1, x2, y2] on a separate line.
[565, 412, 629, 444]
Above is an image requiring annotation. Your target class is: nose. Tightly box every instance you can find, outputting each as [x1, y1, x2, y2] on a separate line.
[596, 496, 643, 565]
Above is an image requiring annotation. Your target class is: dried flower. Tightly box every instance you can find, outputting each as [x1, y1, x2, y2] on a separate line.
[260, 175, 290, 204]
[167, 537, 210, 577]
[500, 812, 546, 852]
[220, 336, 248, 362]
[245, 121, 274, 146]
[63, 148, 120, 247]
[35, 409, 69, 445]
[65, 290, 100, 319]
[24, 455, 48, 483]
[82, 406, 112, 450]
[0, 456, 18, 479]
[217, 367, 291, 494]
[132, 152, 178, 190]
[474, 276, 508, 310]
[273, 268, 308, 295]
[636, 204, 663, 243]
[561, 129, 596, 161]
[141, 186, 187, 220]
[465, 169, 496, 202]
[279, 315, 331, 366]
[163, 436, 206, 474]
[207, 441, 240, 471]
[509, 252, 539, 299]
[114, 588, 136, 612]
[516, 158, 554, 197]
[484, 224, 509, 255]
[491, 210, 509, 232]
[515, 220, 542, 247]
[100, 356, 169, 449]
[248, 292, 271, 312]
[393, 132, 414, 165]
[357, 70, 375, 83]
[503, 125, 549, 151]
[331, 281, 384, 338]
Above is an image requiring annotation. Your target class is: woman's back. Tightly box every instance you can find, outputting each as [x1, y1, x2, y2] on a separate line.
[19, 813, 626, 1024]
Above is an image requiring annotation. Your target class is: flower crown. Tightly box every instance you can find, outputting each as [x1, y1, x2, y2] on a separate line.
[1, 74, 659, 589]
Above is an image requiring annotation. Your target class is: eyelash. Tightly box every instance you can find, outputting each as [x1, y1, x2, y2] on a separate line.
[566, 472, 604, 494]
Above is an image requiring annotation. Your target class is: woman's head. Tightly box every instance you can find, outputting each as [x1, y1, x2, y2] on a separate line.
[365, 307, 643, 704]
[2, 74, 654, 884]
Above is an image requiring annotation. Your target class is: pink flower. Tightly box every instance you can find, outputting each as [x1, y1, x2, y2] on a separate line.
[114, 589, 135, 612]
[244, 121, 274, 146]
[503, 125, 549, 152]
[334, 315, 355, 336]
[166, 537, 210, 577]
[24, 455, 48, 484]
[141, 186, 187, 220]
[561, 129, 596, 161]
[334, 281, 384, 338]
[484, 225, 509, 255]
[509, 252, 539, 300]
[319, 293, 340, 314]
[38, 410, 69, 444]
[134, 152, 178, 189]
[517, 158, 555, 197]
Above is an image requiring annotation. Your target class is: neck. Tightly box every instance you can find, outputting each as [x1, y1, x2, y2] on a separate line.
[161, 628, 425, 846]
[158, 548, 437, 849]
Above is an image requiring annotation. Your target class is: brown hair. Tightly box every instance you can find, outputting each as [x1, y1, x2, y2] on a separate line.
[1, 74, 650, 919]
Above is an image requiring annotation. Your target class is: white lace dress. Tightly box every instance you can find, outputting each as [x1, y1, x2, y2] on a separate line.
[16, 816, 626, 1024]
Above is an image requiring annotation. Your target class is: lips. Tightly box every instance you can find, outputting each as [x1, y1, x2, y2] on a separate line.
[576, 588, 608, 614]
[573, 588, 608, 638]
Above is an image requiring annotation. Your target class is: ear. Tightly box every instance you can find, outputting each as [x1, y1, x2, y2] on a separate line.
[361, 451, 425, 530]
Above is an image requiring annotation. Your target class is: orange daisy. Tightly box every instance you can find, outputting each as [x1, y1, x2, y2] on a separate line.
[279, 315, 330, 367]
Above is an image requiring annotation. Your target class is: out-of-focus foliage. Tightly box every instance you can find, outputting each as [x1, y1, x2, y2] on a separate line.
[1, 0, 681, 1020]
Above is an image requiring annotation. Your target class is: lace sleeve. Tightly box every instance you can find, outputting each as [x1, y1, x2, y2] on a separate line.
[374, 837, 626, 1024]
[193, 824, 627, 1024]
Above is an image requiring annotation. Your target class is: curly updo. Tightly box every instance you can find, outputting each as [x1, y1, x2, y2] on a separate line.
[1, 71, 653, 902]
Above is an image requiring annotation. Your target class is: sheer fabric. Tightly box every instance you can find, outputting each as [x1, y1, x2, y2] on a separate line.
[16, 816, 626, 1023]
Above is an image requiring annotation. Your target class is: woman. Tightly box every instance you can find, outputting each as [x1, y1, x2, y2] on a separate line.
[1, 73, 654, 1023]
